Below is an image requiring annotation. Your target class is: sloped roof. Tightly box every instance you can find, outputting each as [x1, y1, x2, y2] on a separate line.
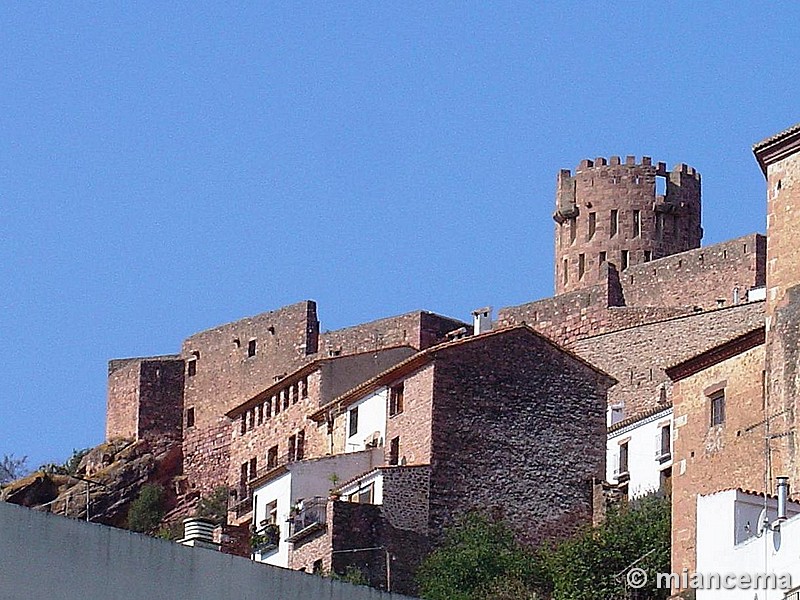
[753, 122, 800, 175]
[310, 324, 616, 421]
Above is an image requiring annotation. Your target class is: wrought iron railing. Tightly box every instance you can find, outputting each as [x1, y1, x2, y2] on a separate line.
[288, 496, 327, 539]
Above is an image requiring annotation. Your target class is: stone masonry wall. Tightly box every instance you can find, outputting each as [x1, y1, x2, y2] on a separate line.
[620, 234, 766, 310]
[381, 466, 430, 534]
[571, 301, 765, 421]
[670, 344, 766, 576]
[106, 359, 142, 440]
[427, 328, 610, 548]
[385, 364, 436, 468]
[138, 359, 185, 445]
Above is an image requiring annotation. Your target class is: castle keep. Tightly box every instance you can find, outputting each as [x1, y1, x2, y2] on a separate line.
[92, 125, 800, 595]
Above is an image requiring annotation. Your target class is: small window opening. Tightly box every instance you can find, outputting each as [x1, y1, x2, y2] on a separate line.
[247, 339, 257, 357]
[655, 175, 667, 196]
[710, 390, 726, 426]
[563, 258, 569, 285]
[288, 435, 296, 462]
[621, 250, 629, 271]
[389, 383, 405, 416]
[618, 442, 629, 475]
[588, 212, 596, 240]
[313, 560, 323, 575]
[296, 430, 305, 461]
[610, 210, 619, 237]
[349, 406, 359, 437]
[186, 407, 195, 428]
[266, 445, 278, 469]
[644, 250, 652, 262]
[578, 254, 586, 279]
[569, 218, 576, 244]
[388, 436, 400, 466]
[301, 377, 308, 399]
[233, 338, 241, 348]
[188, 359, 197, 377]
[633, 210, 640, 237]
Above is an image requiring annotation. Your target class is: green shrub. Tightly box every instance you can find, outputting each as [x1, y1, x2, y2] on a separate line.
[127, 484, 165, 533]
[195, 486, 229, 524]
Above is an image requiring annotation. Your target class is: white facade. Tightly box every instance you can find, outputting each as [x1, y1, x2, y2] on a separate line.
[606, 406, 672, 498]
[251, 450, 381, 567]
[337, 469, 385, 505]
[696, 489, 800, 600]
[345, 387, 388, 453]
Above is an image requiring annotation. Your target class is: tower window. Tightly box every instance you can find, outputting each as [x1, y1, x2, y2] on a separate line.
[621, 250, 629, 271]
[247, 339, 257, 357]
[578, 254, 585, 279]
[186, 407, 195, 429]
[633, 210, 641, 237]
[563, 258, 568, 285]
[588, 212, 596, 240]
[187, 359, 197, 377]
[610, 210, 619, 237]
[710, 390, 725, 426]
[569, 218, 577, 244]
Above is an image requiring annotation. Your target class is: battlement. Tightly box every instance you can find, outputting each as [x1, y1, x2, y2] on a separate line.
[569, 156, 700, 180]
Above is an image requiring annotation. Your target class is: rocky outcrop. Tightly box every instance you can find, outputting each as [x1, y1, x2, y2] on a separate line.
[1, 438, 183, 529]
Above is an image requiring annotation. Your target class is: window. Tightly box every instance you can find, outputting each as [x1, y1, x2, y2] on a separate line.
[349, 483, 375, 504]
[644, 250, 652, 262]
[291, 384, 298, 404]
[186, 407, 195, 429]
[266, 445, 278, 469]
[657, 425, 671, 460]
[660, 467, 672, 497]
[610, 210, 619, 237]
[301, 377, 308, 399]
[563, 258, 568, 285]
[618, 441, 629, 477]
[312, 559, 324, 575]
[349, 406, 359, 437]
[578, 254, 585, 279]
[621, 250, 629, 271]
[296, 430, 305, 461]
[609, 405, 624, 425]
[187, 353, 199, 377]
[632, 210, 641, 237]
[247, 339, 257, 357]
[272, 395, 280, 415]
[569, 218, 576, 244]
[656, 175, 667, 196]
[240, 414, 246, 435]
[710, 390, 726, 426]
[240, 462, 249, 488]
[389, 383, 404, 417]
[388, 436, 400, 466]
[588, 212, 596, 240]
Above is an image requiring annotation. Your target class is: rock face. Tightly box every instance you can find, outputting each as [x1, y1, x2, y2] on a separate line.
[0, 438, 183, 529]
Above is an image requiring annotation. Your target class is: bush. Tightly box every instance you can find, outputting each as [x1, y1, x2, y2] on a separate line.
[127, 484, 165, 533]
[195, 486, 229, 524]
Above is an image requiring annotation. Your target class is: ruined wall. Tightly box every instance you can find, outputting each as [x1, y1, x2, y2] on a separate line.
[427, 328, 610, 548]
[381, 466, 431, 534]
[106, 355, 184, 443]
[554, 156, 701, 295]
[670, 344, 766, 576]
[319, 311, 466, 357]
[106, 359, 142, 440]
[571, 301, 765, 421]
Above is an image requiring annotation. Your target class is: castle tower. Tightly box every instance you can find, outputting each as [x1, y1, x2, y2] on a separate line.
[553, 156, 702, 295]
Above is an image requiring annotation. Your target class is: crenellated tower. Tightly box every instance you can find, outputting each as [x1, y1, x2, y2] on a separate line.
[553, 155, 702, 295]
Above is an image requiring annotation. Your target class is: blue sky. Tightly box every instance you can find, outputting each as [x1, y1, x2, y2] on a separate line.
[1, 3, 797, 469]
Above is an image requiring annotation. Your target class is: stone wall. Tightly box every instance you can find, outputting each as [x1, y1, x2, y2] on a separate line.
[381, 466, 430, 534]
[669, 343, 766, 576]
[426, 327, 611, 548]
[385, 365, 436, 468]
[571, 301, 765, 421]
[106, 358, 142, 440]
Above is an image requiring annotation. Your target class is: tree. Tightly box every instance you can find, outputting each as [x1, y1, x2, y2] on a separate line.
[0, 454, 28, 485]
[195, 486, 229, 525]
[416, 512, 542, 600]
[538, 494, 671, 600]
[127, 484, 165, 532]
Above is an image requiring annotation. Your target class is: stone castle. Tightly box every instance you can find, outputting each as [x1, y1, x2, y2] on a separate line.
[88, 124, 800, 593]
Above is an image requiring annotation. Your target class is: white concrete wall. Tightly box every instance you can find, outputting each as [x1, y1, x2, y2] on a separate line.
[338, 469, 384, 505]
[346, 388, 388, 452]
[0, 501, 417, 600]
[696, 489, 800, 600]
[253, 471, 292, 567]
[606, 407, 672, 498]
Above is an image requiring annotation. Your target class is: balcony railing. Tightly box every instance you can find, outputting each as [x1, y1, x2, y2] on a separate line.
[287, 497, 327, 542]
[252, 523, 281, 553]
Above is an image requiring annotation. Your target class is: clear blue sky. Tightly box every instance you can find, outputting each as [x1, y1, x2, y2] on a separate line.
[1, 3, 797, 469]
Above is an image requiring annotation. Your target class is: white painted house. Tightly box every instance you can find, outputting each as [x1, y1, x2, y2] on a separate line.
[696, 488, 800, 600]
[606, 406, 673, 498]
[250, 449, 381, 567]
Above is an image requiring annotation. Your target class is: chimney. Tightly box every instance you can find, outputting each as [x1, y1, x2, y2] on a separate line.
[471, 307, 492, 336]
[178, 517, 220, 550]
[777, 476, 790, 521]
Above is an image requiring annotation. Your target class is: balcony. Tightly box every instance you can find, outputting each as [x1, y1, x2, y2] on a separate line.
[287, 497, 327, 542]
[251, 523, 280, 554]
